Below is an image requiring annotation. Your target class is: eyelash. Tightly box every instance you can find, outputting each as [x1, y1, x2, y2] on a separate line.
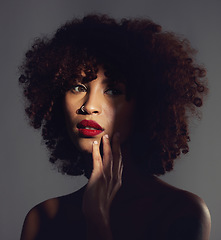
[71, 84, 87, 93]
[70, 84, 123, 96]
[105, 88, 123, 96]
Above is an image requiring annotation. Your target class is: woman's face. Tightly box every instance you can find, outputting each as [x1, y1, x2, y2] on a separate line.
[63, 67, 135, 153]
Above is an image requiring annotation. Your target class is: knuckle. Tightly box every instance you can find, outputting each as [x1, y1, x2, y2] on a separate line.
[112, 175, 120, 185]
[113, 180, 122, 192]
[117, 180, 122, 188]
[97, 173, 106, 184]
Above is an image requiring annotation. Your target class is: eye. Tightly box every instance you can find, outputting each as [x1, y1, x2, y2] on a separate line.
[71, 84, 87, 93]
[105, 88, 123, 96]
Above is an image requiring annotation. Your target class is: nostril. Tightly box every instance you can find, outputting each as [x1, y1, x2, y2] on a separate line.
[92, 110, 99, 114]
[77, 106, 100, 115]
[77, 106, 88, 114]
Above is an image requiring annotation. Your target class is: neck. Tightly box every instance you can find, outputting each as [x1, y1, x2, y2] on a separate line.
[81, 140, 155, 190]
[118, 143, 154, 196]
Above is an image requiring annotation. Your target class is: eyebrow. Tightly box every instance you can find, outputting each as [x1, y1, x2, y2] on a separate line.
[101, 77, 125, 86]
[101, 77, 114, 84]
[79, 74, 125, 86]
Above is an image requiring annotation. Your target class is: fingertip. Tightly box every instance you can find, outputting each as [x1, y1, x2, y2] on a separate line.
[92, 140, 102, 170]
[102, 134, 109, 144]
[92, 140, 99, 156]
[103, 134, 109, 139]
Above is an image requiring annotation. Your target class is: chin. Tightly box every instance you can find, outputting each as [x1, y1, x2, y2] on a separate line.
[76, 137, 102, 153]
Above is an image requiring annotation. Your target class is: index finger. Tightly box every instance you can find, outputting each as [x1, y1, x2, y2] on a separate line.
[92, 140, 103, 174]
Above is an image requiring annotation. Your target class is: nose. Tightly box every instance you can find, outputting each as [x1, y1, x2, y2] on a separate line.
[80, 90, 102, 115]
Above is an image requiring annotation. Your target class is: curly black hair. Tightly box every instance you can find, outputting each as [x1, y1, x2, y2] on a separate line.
[19, 14, 208, 176]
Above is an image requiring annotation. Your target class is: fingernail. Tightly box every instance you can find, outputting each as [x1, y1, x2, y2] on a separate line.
[93, 140, 98, 144]
[104, 134, 109, 139]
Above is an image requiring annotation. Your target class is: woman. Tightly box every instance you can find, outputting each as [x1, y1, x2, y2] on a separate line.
[19, 14, 211, 240]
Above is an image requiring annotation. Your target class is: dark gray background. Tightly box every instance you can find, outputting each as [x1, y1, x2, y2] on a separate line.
[1, 0, 220, 239]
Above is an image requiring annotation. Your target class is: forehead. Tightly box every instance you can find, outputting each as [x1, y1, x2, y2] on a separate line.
[78, 65, 126, 86]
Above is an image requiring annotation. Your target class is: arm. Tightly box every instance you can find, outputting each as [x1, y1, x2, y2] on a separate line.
[82, 133, 123, 240]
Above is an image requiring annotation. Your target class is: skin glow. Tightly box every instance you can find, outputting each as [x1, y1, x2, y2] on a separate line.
[63, 67, 135, 154]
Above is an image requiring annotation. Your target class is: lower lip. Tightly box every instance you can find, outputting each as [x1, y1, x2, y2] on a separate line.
[78, 128, 103, 137]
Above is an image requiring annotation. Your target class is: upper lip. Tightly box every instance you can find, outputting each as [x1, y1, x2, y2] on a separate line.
[77, 120, 103, 130]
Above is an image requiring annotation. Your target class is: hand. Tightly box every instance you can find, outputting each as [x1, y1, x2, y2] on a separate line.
[82, 133, 123, 238]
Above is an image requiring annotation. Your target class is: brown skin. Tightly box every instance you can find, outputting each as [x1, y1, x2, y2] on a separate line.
[63, 67, 135, 153]
[20, 68, 211, 240]
[20, 170, 211, 240]
[83, 134, 122, 240]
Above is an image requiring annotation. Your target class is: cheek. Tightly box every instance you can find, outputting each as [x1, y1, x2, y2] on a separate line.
[63, 94, 79, 120]
[103, 107, 116, 137]
[111, 103, 135, 141]
[115, 112, 134, 140]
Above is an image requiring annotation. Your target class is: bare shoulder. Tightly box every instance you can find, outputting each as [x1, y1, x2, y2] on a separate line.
[153, 177, 211, 240]
[20, 187, 85, 240]
[20, 197, 60, 240]
[165, 190, 211, 240]
[157, 178, 211, 221]
[175, 189, 210, 218]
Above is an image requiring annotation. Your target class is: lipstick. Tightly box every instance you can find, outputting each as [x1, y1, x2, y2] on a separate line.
[77, 120, 104, 137]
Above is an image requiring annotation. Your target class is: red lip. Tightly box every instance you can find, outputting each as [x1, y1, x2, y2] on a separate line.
[77, 120, 103, 130]
[77, 120, 104, 137]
